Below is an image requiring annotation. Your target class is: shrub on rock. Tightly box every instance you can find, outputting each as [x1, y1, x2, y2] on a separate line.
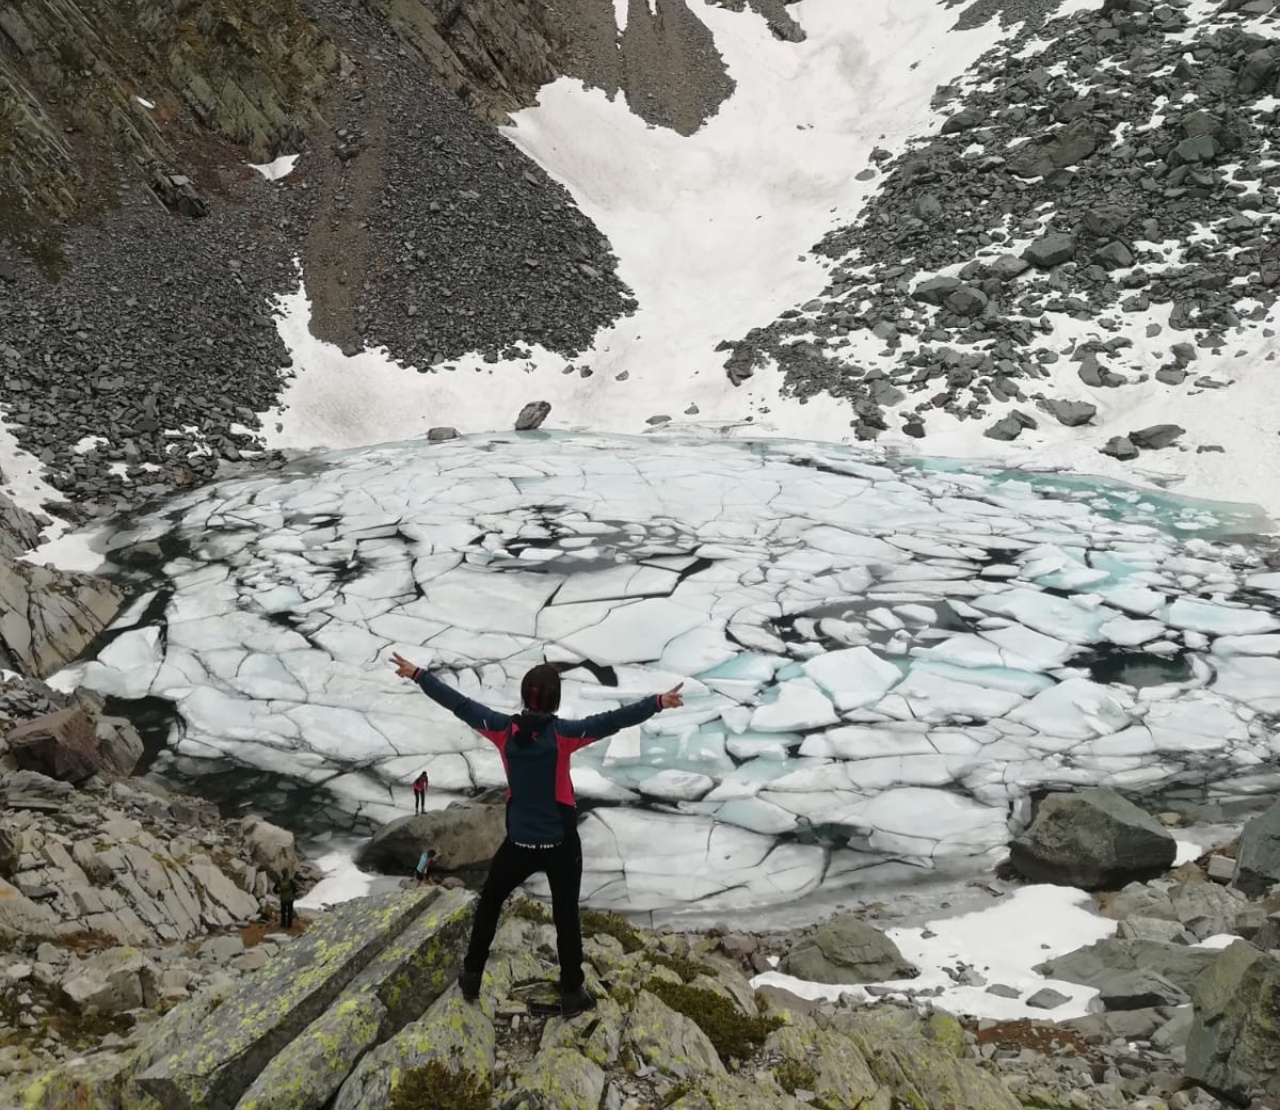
[1009, 787, 1176, 890]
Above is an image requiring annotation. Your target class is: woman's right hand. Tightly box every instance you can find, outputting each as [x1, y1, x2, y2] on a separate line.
[392, 652, 418, 679]
[659, 683, 684, 710]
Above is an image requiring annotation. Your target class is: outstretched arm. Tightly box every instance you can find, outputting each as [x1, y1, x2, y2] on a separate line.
[392, 652, 512, 741]
[556, 684, 684, 752]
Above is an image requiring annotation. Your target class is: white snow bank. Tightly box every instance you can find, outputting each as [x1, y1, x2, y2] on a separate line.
[250, 154, 300, 182]
[751, 884, 1116, 1022]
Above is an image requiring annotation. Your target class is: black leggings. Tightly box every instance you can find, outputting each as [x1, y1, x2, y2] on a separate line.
[463, 832, 584, 991]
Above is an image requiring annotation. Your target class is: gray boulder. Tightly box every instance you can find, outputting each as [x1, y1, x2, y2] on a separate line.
[515, 401, 551, 431]
[1186, 942, 1280, 1104]
[1009, 788, 1176, 890]
[983, 416, 1025, 443]
[1233, 800, 1280, 898]
[1043, 399, 1096, 427]
[1022, 232, 1077, 269]
[357, 799, 507, 873]
[61, 947, 159, 1015]
[1035, 938, 1220, 995]
[1128, 424, 1185, 450]
[1169, 881, 1248, 941]
[1098, 969, 1189, 1011]
[240, 816, 298, 881]
[911, 276, 961, 306]
[1007, 119, 1100, 178]
[987, 254, 1030, 281]
[0, 492, 42, 561]
[2, 769, 74, 811]
[1254, 912, 1280, 952]
[1094, 241, 1134, 270]
[781, 915, 916, 984]
[945, 285, 988, 317]
[7, 707, 120, 784]
[0, 876, 58, 940]
[1101, 436, 1138, 461]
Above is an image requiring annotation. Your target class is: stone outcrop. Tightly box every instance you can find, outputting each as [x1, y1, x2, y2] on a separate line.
[1185, 941, 1280, 1104]
[1009, 787, 1176, 890]
[1233, 799, 1280, 898]
[357, 798, 507, 872]
[1035, 938, 1221, 995]
[0, 558, 124, 678]
[6, 705, 140, 783]
[0, 0, 338, 242]
[138, 886, 473, 1110]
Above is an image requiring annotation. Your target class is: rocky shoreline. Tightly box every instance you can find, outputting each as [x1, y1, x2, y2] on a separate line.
[5, 641, 1280, 1110]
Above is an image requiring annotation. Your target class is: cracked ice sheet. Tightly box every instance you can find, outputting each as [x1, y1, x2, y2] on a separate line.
[73, 433, 1280, 912]
[752, 885, 1116, 1022]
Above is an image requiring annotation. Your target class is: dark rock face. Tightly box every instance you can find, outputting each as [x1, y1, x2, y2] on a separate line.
[1009, 787, 1176, 890]
[1232, 800, 1280, 898]
[515, 401, 553, 431]
[1043, 399, 1096, 427]
[6, 708, 126, 784]
[1128, 424, 1186, 450]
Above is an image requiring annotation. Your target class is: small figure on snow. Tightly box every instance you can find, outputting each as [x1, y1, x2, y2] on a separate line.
[392, 651, 683, 1017]
[412, 770, 429, 814]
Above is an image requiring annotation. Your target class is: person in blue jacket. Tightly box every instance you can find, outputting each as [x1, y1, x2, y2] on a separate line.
[392, 651, 683, 1017]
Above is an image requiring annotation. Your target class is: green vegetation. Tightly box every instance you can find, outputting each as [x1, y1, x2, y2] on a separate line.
[644, 979, 782, 1064]
[651, 952, 715, 983]
[386, 1060, 492, 1110]
[774, 1057, 818, 1096]
[581, 908, 644, 954]
[507, 897, 552, 924]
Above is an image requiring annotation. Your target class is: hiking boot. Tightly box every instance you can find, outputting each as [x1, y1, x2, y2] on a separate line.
[458, 969, 481, 1002]
[560, 987, 597, 1018]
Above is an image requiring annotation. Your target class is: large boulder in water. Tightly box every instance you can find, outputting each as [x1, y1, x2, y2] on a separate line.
[357, 799, 507, 873]
[1232, 799, 1280, 898]
[1185, 941, 1280, 1104]
[1009, 787, 1176, 890]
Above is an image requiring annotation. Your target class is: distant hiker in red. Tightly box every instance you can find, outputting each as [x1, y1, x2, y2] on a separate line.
[392, 651, 683, 1017]
[412, 771, 429, 814]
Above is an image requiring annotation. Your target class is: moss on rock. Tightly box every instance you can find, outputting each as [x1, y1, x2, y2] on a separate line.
[581, 908, 645, 954]
[385, 1059, 491, 1110]
[645, 979, 781, 1064]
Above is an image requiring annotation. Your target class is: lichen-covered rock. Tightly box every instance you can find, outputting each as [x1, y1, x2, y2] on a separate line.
[766, 1015, 889, 1110]
[669, 1073, 808, 1110]
[138, 887, 455, 1109]
[831, 1006, 1021, 1110]
[333, 994, 496, 1110]
[1185, 941, 1280, 1104]
[9, 1050, 129, 1110]
[623, 989, 725, 1080]
[506, 1047, 605, 1110]
[540, 997, 625, 1068]
[234, 994, 385, 1110]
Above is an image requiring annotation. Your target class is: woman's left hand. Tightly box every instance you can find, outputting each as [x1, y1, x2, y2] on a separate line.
[391, 652, 418, 679]
[659, 683, 684, 710]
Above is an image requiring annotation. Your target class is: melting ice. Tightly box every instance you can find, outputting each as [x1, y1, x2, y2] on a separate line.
[64, 433, 1280, 915]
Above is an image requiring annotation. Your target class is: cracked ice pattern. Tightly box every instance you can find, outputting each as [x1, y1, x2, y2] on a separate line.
[69, 434, 1280, 913]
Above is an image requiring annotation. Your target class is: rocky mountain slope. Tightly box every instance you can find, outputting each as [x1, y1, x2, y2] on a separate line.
[725, 0, 1280, 450]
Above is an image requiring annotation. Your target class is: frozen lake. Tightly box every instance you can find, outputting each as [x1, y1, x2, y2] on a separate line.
[58, 432, 1280, 916]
